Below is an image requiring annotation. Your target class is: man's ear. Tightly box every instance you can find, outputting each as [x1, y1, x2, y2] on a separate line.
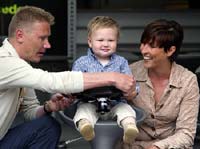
[167, 46, 176, 57]
[16, 29, 24, 43]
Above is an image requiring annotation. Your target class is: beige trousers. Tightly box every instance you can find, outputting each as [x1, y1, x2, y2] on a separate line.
[73, 102, 136, 129]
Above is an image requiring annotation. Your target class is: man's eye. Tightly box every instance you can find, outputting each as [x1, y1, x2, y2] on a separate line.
[40, 37, 47, 41]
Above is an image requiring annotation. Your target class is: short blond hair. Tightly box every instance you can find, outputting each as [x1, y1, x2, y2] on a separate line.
[8, 6, 54, 37]
[87, 16, 120, 39]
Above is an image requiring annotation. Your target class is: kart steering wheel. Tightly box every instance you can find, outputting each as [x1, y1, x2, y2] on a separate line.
[73, 86, 124, 114]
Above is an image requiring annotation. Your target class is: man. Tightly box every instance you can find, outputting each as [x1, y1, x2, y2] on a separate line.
[0, 6, 136, 148]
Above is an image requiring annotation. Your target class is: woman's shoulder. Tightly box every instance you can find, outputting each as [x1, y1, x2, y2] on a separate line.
[172, 63, 198, 88]
[129, 60, 146, 79]
[174, 63, 196, 77]
[129, 60, 144, 71]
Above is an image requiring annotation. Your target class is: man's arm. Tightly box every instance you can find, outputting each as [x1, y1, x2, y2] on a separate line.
[83, 72, 135, 95]
[34, 72, 136, 117]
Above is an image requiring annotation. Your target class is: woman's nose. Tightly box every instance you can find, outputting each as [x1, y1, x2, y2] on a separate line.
[140, 44, 149, 53]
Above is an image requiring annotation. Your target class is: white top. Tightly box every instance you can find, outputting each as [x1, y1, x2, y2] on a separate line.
[0, 39, 84, 139]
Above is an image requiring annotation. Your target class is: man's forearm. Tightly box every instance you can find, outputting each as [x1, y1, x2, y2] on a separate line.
[82, 72, 135, 95]
[83, 72, 115, 90]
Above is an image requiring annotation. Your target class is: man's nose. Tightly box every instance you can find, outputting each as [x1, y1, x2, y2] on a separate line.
[44, 40, 51, 49]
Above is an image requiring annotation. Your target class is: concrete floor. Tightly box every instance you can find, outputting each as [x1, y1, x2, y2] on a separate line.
[56, 115, 91, 149]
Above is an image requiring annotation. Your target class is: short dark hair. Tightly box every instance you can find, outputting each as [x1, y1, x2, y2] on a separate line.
[140, 19, 184, 62]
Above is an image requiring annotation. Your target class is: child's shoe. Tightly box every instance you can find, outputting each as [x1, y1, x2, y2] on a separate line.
[123, 123, 139, 144]
[78, 119, 95, 141]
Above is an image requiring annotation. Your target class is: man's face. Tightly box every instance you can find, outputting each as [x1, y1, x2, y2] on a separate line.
[20, 21, 51, 62]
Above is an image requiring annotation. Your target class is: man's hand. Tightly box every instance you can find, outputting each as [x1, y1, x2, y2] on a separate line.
[112, 73, 136, 98]
[44, 93, 75, 112]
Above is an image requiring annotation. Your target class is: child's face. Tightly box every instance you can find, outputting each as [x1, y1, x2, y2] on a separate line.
[88, 27, 118, 60]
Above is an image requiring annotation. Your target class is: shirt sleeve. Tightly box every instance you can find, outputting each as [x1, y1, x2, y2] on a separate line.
[72, 57, 86, 72]
[154, 75, 199, 149]
[0, 57, 84, 94]
[19, 88, 40, 120]
[120, 58, 132, 75]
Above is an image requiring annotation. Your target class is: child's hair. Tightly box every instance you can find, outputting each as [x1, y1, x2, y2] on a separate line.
[87, 16, 120, 39]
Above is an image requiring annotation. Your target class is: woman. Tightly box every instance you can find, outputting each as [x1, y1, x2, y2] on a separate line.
[122, 19, 199, 149]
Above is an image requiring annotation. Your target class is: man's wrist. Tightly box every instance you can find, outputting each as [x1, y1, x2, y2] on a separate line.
[43, 101, 52, 114]
[107, 72, 116, 86]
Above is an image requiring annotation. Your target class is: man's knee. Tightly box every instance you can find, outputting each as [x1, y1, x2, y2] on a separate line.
[38, 115, 61, 137]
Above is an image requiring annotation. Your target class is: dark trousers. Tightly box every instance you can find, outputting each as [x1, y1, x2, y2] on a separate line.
[0, 115, 61, 149]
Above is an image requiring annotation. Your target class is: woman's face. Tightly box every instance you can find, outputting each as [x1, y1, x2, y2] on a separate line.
[140, 43, 173, 69]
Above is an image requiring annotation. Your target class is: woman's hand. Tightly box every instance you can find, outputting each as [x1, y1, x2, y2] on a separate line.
[126, 90, 138, 102]
[118, 75, 138, 102]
